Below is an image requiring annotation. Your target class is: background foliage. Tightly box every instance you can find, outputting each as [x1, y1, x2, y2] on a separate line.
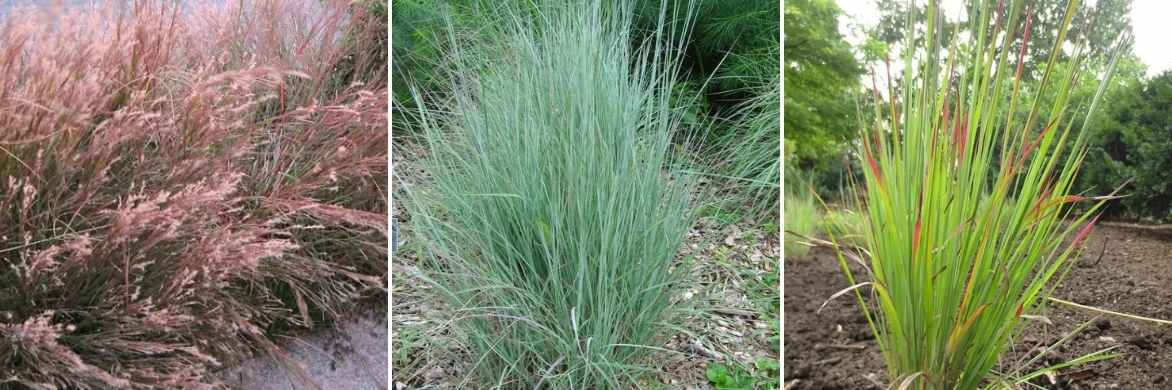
[782, 0, 1172, 223]
[1078, 70, 1172, 221]
[783, 0, 863, 168]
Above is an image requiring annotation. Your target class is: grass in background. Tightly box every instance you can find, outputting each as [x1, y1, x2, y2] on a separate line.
[819, 207, 867, 248]
[836, 0, 1130, 387]
[783, 191, 818, 257]
[783, 168, 819, 257]
[719, 75, 781, 223]
[401, 0, 698, 387]
[0, 1, 387, 387]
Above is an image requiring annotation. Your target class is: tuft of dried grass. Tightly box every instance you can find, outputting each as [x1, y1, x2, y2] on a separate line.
[0, 1, 387, 388]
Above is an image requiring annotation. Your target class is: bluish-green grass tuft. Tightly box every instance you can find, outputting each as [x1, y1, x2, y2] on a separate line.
[401, 0, 699, 387]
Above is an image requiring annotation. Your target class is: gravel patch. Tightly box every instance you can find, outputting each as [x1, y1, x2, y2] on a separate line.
[224, 312, 388, 390]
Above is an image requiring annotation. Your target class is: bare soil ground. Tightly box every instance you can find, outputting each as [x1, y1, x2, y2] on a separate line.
[784, 224, 1172, 389]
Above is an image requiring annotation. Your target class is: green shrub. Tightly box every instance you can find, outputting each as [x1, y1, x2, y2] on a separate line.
[401, 0, 698, 386]
[1077, 70, 1172, 221]
[391, 0, 449, 136]
[632, 0, 779, 107]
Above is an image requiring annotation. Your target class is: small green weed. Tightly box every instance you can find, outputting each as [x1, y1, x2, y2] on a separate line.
[745, 269, 779, 318]
[706, 358, 780, 390]
[744, 266, 780, 354]
[393, 328, 419, 368]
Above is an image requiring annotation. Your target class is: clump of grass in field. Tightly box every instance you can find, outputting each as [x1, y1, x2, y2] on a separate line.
[0, 1, 387, 388]
[401, 0, 697, 387]
[835, 0, 1129, 388]
[783, 191, 818, 257]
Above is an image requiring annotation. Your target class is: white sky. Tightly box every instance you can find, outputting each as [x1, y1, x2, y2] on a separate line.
[834, 0, 1172, 78]
[1130, 1, 1172, 76]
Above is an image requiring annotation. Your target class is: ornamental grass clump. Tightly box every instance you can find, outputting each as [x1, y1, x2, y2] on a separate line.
[0, 1, 387, 388]
[834, 0, 1129, 388]
[401, 0, 696, 387]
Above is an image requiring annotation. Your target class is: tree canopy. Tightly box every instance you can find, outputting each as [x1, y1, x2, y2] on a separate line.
[784, 0, 863, 163]
[868, 0, 1134, 80]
